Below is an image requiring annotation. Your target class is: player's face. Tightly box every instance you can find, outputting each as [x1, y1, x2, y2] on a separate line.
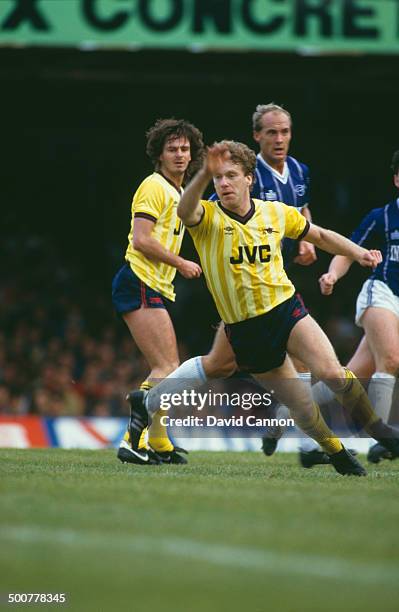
[213, 161, 253, 209]
[394, 171, 399, 190]
[159, 136, 191, 178]
[253, 111, 291, 167]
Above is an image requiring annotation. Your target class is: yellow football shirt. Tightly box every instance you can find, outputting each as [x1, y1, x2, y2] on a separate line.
[187, 198, 308, 323]
[125, 172, 184, 301]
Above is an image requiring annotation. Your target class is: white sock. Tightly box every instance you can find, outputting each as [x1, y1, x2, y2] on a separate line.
[367, 372, 396, 423]
[145, 356, 207, 417]
[311, 381, 335, 407]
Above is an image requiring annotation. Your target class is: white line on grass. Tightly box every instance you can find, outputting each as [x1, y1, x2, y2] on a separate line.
[1, 526, 398, 587]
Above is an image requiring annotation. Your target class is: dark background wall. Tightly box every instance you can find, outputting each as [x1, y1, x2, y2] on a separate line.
[2, 47, 398, 355]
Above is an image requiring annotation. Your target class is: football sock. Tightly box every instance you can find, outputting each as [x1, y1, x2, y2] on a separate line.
[296, 373, 320, 451]
[138, 381, 153, 450]
[294, 401, 343, 455]
[123, 379, 151, 449]
[367, 372, 395, 423]
[311, 381, 335, 407]
[145, 357, 207, 417]
[297, 373, 322, 452]
[334, 368, 380, 433]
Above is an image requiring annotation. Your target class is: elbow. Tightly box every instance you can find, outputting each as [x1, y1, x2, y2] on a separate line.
[314, 226, 329, 247]
[132, 235, 146, 252]
[177, 203, 189, 223]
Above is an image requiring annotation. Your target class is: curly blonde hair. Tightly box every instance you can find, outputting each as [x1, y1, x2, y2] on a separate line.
[215, 140, 257, 176]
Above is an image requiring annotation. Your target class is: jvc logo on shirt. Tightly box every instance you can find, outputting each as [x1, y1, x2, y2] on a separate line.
[230, 244, 271, 264]
[174, 220, 183, 235]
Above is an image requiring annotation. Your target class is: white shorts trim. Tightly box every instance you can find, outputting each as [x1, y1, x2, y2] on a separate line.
[355, 279, 399, 327]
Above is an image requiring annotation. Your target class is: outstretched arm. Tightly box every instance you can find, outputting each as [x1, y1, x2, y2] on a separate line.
[304, 223, 382, 269]
[178, 143, 230, 226]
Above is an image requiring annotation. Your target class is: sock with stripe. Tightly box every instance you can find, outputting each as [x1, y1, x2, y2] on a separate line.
[335, 368, 381, 434]
[123, 380, 153, 450]
[294, 401, 343, 455]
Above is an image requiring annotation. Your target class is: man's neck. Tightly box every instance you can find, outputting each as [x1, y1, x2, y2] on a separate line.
[223, 195, 252, 217]
[159, 168, 184, 191]
[260, 153, 285, 175]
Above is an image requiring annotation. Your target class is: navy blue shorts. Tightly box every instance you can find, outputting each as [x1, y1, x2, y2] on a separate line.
[112, 263, 167, 315]
[224, 293, 308, 373]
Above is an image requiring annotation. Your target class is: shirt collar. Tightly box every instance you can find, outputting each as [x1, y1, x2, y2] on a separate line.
[257, 153, 289, 184]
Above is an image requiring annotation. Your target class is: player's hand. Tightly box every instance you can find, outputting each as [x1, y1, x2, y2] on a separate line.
[177, 259, 202, 279]
[294, 241, 317, 266]
[357, 249, 382, 269]
[319, 272, 338, 295]
[203, 143, 231, 177]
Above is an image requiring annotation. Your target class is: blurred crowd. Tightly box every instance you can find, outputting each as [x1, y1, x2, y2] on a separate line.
[0, 236, 157, 417]
[1, 235, 362, 417]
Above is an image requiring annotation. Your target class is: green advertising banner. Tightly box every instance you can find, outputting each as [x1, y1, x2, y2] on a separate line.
[0, 0, 398, 54]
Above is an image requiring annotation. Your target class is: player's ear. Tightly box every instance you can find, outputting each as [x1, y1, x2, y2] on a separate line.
[253, 130, 260, 143]
[394, 172, 399, 189]
[246, 174, 253, 188]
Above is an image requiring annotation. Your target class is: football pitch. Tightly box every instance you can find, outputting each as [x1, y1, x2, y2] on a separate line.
[1, 450, 399, 612]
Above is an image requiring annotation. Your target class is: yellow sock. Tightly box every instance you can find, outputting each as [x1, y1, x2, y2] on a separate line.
[136, 380, 153, 450]
[123, 380, 151, 450]
[125, 379, 175, 452]
[148, 409, 174, 453]
[296, 402, 343, 455]
[145, 379, 174, 452]
[335, 368, 380, 433]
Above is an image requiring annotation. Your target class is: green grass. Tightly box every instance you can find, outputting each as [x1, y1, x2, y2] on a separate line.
[1, 450, 399, 612]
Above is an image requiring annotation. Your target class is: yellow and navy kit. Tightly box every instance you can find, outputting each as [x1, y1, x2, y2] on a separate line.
[187, 198, 309, 323]
[125, 172, 184, 301]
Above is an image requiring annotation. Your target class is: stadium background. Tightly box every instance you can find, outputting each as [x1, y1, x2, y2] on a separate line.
[1, 0, 399, 421]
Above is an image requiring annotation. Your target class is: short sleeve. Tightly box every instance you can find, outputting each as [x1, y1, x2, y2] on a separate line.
[282, 203, 308, 239]
[132, 179, 165, 221]
[186, 200, 212, 239]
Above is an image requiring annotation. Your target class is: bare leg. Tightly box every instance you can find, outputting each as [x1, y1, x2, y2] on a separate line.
[123, 307, 179, 453]
[361, 307, 399, 422]
[123, 307, 179, 379]
[202, 322, 237, 377]
[346, 335, 375, 379]
[361, 308, 399, 375]
[256, 354, 343, 455]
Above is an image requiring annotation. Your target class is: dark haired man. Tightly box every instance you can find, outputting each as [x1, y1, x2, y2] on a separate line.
[112, 118, 204, 464]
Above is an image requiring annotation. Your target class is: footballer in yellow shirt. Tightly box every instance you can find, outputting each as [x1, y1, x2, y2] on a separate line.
[112, 119, 204, 465]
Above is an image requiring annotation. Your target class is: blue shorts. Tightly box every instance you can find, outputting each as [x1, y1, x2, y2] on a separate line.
[112, 263, 167, 315]
[224, 293, 308, 373]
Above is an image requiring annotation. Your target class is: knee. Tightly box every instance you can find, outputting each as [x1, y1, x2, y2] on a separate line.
[314, 361, 344, 384]
[379, 354, 399, 376]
